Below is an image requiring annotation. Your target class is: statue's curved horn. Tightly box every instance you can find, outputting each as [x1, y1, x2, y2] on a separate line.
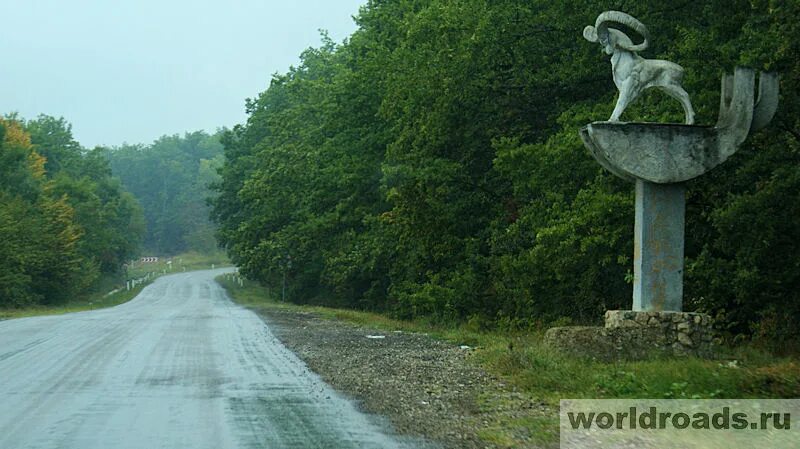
[583, 25, 599, 43]
[595, 11, 649, 52]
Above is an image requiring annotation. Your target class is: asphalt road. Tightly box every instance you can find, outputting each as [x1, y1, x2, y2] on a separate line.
[0, 269, 429, 449]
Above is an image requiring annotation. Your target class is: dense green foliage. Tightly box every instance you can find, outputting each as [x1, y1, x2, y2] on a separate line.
[0, 116, 144, 307]
[212, 0, 799, 348]
[105, 132, 224, 255]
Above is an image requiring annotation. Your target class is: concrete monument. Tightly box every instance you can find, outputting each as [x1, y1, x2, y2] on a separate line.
[581, 10, 778, 313]
[545, 11, 779, 359]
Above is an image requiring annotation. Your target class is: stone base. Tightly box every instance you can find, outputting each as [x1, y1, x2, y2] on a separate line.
[544, 310, 714, 361]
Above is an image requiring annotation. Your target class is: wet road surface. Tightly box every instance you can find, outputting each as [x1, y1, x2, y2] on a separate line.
[0, 269, 429, 449]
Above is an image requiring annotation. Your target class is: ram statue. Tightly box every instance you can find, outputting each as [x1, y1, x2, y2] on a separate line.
[583, 11, 695, 124]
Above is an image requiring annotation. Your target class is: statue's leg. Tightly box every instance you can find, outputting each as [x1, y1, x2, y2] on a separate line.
[610, 79, 638, 122]
[661, 85, 695, 125]
[611, 90, 631, 121]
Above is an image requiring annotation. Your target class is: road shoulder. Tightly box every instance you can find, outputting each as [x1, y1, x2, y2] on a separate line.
[248, 306, 545, 449]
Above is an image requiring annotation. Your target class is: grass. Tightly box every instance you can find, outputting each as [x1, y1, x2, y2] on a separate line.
[0, 282, 148, 320]
[217, 276, 800, 448]
[126, 250, 230, 279]
[0, 251, 231, 321]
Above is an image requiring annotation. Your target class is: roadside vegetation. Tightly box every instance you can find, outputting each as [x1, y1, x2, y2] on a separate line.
[219, 276, 800, 447]
[211, 0, 800, 352]
[105, 132, 225, 255]
[0, 116, 144, 308]
[2, 111, 226, 313]
[0, 251, 230, 320]
[125, 251, 230, 279]
[0, 282, 149, 321]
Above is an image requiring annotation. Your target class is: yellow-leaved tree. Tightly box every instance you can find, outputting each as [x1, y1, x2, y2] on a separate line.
[0, 118, 89, 306]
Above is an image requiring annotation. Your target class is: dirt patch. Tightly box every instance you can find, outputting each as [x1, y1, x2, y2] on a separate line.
[250, 307, 549, 449]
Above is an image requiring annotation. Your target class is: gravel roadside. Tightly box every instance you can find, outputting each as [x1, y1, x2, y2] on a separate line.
[250, 307, 550, 449]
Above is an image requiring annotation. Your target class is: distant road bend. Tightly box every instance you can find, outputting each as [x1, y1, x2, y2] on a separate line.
[0, 269, 429, 449]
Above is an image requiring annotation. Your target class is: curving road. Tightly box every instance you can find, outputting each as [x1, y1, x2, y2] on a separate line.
[0, 269, 429, 449]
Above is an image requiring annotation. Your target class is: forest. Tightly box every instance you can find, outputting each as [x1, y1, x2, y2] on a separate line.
[105, 132, 224, 256]
[211, 0, 799, 349]
[0, 116, 144, 306]
[0, 117, 224, 307]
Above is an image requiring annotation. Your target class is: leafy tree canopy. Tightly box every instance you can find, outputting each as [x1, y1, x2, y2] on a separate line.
[203, 0, 797, 350]
[0, 116, 144, 307]
[105, 131, 225, 255]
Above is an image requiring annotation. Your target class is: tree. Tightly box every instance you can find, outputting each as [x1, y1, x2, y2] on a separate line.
[0, 115, 145, 307]
[106, 131, 224, 255]
[211, 0, 800, 347]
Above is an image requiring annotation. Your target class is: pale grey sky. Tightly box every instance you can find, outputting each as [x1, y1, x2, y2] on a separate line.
[1, 0, 365, 147]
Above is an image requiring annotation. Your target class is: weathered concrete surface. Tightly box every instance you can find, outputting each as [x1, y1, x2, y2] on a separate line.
[0, 269, 430, 449]
[579, 68, 778, 184]
[580, 122, 719, 183]
[633, 180, 685, 311]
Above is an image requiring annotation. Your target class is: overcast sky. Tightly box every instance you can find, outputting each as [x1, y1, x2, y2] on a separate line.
[0, 0, 365, 147]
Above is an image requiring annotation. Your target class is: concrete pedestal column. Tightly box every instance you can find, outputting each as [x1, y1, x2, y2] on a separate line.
[633, 180, 685, 311]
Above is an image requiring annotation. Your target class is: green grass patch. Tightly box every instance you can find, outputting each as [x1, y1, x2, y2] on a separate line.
[216, 276, 800, 447]
[0, 251, 231, 321]
[217, 275, 493, 345]
[0, 282, 147, 320]
[126, 250, 230, 279]
[477, 335, 800, 400]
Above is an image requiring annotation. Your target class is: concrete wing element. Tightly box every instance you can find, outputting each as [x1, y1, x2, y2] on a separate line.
[748, 71, 779, 132]
[580, 68, 779, 184]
